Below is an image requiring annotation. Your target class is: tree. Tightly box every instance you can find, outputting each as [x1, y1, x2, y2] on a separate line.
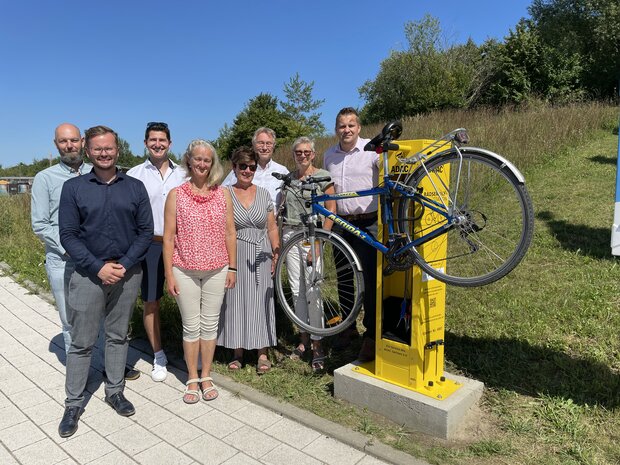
[0, 158, 52, 177]
[215, 93, 293, 159]
[475, 20, 584, 105]
[359, 14, 480, 123]
[280, 73, 325, 139]
[529, 0, 620, 98]
[116, 137, 143, 169]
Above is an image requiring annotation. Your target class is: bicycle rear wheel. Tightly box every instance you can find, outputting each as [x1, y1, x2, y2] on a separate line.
[275, 229, 365, 337]
[397, 148, 534, 286]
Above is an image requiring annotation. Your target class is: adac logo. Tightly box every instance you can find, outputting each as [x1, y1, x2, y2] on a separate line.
[390, 165, 412, 174]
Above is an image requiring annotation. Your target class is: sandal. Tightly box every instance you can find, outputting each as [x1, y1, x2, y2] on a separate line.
[183, 378, 201, 404]
[311, 355, 326, 374]
[228, 359, 242, 371]
[200, 377, 218, 401]
[289, 343, 308, 361]
[256, 358, 272, 375]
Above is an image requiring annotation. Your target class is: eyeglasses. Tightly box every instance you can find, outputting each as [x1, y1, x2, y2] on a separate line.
[236, 163, 257, 172]
[255, 141, 274, 147]
[146, 122, 168, 129]
[294, 150, 313, 157]
[90, 147, 117, 155]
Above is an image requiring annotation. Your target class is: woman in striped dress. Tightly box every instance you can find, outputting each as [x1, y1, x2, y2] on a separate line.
[217, 146, 280, 374]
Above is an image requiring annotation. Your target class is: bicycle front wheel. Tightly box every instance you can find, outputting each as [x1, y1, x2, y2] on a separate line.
[397, 148, 534, 286]
[275, 229, 365, 337]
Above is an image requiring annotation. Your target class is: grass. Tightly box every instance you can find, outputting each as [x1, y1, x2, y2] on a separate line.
[1, 102, 619, 464]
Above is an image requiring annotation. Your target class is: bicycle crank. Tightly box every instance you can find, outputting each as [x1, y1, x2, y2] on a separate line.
[384, 236, 418, 275]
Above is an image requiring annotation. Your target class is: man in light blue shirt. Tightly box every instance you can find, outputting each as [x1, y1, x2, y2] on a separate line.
[31, 123, 91, 354]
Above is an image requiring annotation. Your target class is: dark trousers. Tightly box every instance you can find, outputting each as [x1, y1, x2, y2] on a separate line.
[333, 218, 378, 339]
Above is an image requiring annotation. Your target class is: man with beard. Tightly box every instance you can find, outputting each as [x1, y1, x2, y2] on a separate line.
[32, 123, 92, 355]
[58, 125, 153, 437]
[127, 122, 186, 382]
[31, 124, 141, 380]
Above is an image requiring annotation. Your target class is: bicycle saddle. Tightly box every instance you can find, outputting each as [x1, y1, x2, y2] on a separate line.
[364, 120, 402, 152]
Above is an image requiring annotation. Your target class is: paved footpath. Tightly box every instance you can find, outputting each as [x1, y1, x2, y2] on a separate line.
[0, 272, 423, 465]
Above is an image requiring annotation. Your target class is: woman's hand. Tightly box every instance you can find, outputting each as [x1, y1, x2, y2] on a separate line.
[225, 270, 236, 289]
[271, 250, 279, 275]
[166, 276, 180, 297]
[305, 242, 321, 266]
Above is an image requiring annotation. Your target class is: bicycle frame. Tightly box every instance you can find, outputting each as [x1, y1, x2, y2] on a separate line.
[276, 121, 533, 293]
[309, 154, 457, 259]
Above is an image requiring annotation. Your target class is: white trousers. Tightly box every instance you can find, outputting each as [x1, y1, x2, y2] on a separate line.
[172, 266, 228, 341]
[282, 228, 324, 341]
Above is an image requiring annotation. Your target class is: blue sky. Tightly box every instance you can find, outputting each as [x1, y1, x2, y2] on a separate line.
[0, 0, 532, 167]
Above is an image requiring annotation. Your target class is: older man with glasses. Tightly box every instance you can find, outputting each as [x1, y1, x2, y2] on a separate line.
[58, 125, 153, 438]
[127, 122, 187, 382]
[222, 127, 288, 205]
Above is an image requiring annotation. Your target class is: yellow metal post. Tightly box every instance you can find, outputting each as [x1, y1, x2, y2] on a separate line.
[353, 140, 462, 400]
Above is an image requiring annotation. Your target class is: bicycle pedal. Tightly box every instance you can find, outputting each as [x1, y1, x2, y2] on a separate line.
[383, 265, 395, 277]
[326, 316, 343, 326]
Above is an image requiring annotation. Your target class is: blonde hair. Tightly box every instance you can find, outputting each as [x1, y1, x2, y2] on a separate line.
[182, 139, 223, 186]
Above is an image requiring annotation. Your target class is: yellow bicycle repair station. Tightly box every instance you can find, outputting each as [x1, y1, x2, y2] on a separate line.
[353, 139, 463, 400]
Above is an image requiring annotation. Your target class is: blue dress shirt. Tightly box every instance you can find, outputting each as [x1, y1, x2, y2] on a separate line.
[59, 170, 154, 278]
[31, 161, 92, 257]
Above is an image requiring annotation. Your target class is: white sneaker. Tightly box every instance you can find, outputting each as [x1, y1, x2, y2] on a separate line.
[151, 357, 168, 382]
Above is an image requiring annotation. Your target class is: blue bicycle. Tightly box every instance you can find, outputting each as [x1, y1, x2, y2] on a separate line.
[273, 121, 534, 336]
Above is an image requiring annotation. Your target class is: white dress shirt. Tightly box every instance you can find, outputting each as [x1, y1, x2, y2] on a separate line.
[126, 158, 187, 236]
[222, 159, 289, 206]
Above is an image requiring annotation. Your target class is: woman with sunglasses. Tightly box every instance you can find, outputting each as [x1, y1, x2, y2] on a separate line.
[163, 140, 236, 403]
[279, 137, 336, 373]
[217, 146, 280, 374]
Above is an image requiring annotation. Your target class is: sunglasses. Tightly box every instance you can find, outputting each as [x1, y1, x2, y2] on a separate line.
[236, 163, 257, 172]
[146, 121, 168, 129]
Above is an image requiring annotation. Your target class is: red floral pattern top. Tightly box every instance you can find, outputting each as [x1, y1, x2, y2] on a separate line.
[172, 181, 228, 271]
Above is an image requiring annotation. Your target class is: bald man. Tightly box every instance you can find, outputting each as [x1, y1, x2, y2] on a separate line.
[32, 124, 92, 354]
[32, 124, 142, 381]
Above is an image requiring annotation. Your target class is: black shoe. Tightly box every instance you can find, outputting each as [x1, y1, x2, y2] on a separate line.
[331, 327, 358, 351]
[357, 337, 376, 363]
[124, 367, 140, 381]
[102, 367, 141, 381]
[58, 406, 82, 438]
[105, 392, 135, 417]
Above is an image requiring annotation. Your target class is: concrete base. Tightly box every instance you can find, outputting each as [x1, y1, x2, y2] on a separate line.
[334, 363, 484, 440]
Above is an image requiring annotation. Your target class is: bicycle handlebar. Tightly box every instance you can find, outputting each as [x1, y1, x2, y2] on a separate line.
[272, 172, 332, 190]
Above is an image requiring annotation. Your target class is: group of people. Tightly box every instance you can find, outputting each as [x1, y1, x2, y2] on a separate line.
[30, 107, 381, 439]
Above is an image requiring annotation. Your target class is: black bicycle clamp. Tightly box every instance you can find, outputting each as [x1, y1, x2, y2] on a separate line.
[364, 121, 403, 153]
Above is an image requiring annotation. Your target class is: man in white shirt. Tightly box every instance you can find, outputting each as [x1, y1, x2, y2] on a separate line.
[323, 107, 380, 362]
[127, 122, 187, 381]
[222, 127, 288, 204]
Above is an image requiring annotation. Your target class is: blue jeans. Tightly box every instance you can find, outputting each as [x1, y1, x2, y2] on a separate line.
[45, 252, 74, 354]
